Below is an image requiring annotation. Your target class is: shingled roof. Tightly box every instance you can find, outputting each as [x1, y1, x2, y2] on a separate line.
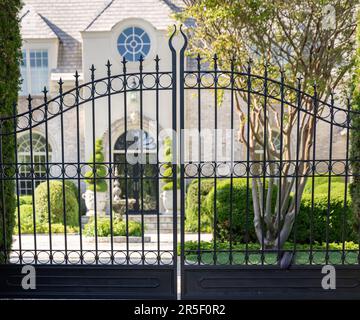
[20, 5, 58, 40]
[85, 0, 179, 31]
[21, 0, 180, 73]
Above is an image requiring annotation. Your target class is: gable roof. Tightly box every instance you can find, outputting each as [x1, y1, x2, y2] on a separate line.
[21, 0, 180, 73]
[85, 0, 178, 31]
[20, 5, 58, 40]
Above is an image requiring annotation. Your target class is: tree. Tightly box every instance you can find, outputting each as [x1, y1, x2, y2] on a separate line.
[351, 11, 360, 232]
[0, 0, 22, 262]
[177, 0, 357, 248]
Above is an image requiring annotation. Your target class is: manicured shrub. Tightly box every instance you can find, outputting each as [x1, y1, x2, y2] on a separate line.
[161, 137, 180, 191]
[35, 181, 79, 227]
[204, 178, 278, 242]
[84, 139, 108, 192]
[13, 204, 79, 234]
[291, 182, 357, 243]
[303, 176, 344, 193]
[19, 195, 33, 205]
[0, 0, 22, 262]
[185, 179, 215, 232]
[83, 217, 141, 237]
[65, 181, 78, 199]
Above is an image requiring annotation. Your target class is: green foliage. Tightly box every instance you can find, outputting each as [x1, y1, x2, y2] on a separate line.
[13, 204, 79, 234]
[83, 217, 142, 237]
[85, 139, 108, 192]
[176, 0, 356, 95]
[205, 179, 278, 242]
[181, 240, 360, 254]
[185, 177, 356, 243]
[303, 176, 344, 193]
[19, 195, 33, 205]
[350, 11, 360, 233]
[185, 179, 214, 232]
[35, 181, 79, 227]
[161, 137, 179, 191]
[292, 182, 357, 243]
[0, 0, 22, 262]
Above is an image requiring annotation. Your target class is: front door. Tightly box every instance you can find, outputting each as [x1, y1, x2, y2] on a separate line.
[113, 129, 158, 214]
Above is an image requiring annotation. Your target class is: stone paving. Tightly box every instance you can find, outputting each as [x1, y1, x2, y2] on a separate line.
[9, 232, 212, 265]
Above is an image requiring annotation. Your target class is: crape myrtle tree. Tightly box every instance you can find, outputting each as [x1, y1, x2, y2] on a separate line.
[0, 0, 22, 262]
[177, 0, 357, 248]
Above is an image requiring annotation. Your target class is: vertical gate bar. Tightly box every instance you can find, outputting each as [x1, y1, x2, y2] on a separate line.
[13, 103, 22, 263]
[292, 78, 302, 256]
[325, 93, 335, 264]
[179, 25, 187, 296]
[168, 27, 178, 294]
[139, 56, 145, 265]
[309, 84, 318, 265]
[43, 87, 53, 264]
[155, 55, 160, 265]
[213, 54, 218, 265]
[74, 71, 83, 264]
[229, 58, 235, 265]
[90, 65, 98, 264]
[0, 120, 7, 263]
[106, 60, 114, 262]
[277, 71, 285, 262]
[342, 97, 351, 264]
[197, 54, 202, 265]
[59, 79, 68, 264]
[27, 94, 37, 264]
[122, 57, 130, 265]
[261, 64, 268, 265]
[245, 60, 251, 265]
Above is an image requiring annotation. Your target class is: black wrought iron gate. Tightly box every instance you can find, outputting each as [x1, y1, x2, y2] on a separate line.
[2, 27, 360, 300]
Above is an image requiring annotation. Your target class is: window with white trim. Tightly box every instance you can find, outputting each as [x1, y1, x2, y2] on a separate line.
[18, 133, 52, 195]
[20, 49, 49, 95]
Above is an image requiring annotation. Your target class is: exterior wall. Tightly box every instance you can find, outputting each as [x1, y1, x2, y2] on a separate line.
[81, 18, 174, 161]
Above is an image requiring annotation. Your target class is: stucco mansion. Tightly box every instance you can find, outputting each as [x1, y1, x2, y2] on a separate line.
[17, 0, 348, 215]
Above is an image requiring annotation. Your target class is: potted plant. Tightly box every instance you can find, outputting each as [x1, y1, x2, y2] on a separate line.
[82, 139, 108, 216]
[161, 137, 179, 214]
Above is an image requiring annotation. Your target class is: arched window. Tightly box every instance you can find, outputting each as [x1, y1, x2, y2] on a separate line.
[18, 133, 52, 195]
[114, 129, 156, 152]
[117, 27, 151, 62]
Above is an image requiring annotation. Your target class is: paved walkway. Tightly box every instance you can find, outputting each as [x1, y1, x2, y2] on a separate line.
[10, 233, 212, 265]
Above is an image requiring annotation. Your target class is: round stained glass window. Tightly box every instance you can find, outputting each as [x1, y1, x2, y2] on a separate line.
[117, 27, 151, 62]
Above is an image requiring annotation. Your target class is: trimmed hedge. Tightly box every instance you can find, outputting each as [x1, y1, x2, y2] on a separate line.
[83, 217, 141, 237]
[35, 181, 79, 227]
[205, 179, 278, 242]
[0, 0, 22, 262]
[290, 182, 357, 243]
[185, 177, 356, 244]
[14, 204, 79, 234]
[185, 179, 215, 232]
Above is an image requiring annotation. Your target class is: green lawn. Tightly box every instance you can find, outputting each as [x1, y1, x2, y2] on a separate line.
[183, 241, 360, 265]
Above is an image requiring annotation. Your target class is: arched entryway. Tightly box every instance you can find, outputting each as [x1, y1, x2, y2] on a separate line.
[113, 129, 158, 214]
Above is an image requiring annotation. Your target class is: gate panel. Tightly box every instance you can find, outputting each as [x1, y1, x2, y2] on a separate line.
[179, 28, 360, 299]
[0, 28, 178, 299]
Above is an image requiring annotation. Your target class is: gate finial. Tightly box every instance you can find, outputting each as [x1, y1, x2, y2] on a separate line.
[168, 24, 177, 53]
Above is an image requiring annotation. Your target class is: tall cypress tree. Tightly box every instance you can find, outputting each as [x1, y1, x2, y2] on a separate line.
[351, 13, 360, 233]
[0, 0, 22, 263]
